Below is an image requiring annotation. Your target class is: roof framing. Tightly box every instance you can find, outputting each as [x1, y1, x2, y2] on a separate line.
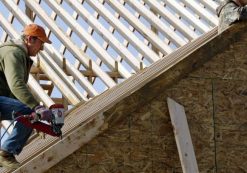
[0, 0, 227, 172]
[9, 24, 221, 172]
[0, 0, 221, 105]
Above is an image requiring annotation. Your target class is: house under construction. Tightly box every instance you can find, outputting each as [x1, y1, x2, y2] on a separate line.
[0, 0, 246, 172]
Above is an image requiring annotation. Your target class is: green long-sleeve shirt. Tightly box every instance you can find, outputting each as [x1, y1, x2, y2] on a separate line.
[0, 38, 39, 109]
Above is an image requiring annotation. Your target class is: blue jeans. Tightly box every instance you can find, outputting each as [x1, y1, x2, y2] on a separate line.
[0, 96, 33, 155]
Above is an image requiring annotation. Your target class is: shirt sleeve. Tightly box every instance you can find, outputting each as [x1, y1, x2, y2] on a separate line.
[238, 5, 247, 20]
[3, 48, 39, 109]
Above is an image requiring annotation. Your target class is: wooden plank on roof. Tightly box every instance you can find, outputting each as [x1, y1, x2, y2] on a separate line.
[144, 0, 198, 41]
[64, 0, 142, 72]
[105, 0, 174, 54]
[33, 54, 81, 105]
[43, 47, 98, 98]
[85, 0, 161, 63]
[39, 51, 87, 101]
[165, 0, 210, 33]
[126, 0, 187, 47]
[38, 53, 86, 101]
[1, 0, 20, 43]
[44, 0, 131, 79]
[167, 98, 199, 173]
[202, 0, 219, 12]
[181, 0, 218, 26]
[28, 75, 55, 107]
[30, 67, 43, 74]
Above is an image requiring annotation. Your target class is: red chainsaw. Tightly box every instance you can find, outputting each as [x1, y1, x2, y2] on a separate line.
[14, 104, 65, 138]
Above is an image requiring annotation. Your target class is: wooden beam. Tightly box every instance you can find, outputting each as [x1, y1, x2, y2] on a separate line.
[126, 0, 187, 47]
[38, 51, 87, 101]
[85, 0, 160, 63]
[30, 66, 43, 74]
[104, 0, 174, 54]
[165, 0, 210, 33]
[39, 1, 98, 98]
[80, 70, 123, 78]
[44, 0, 132, 79]
[64, 0, 142, 72]
[167, 98, 199, 173]
[40, 84, 54, 91]
[43, 47, 98, 98]
[35, 74, 49, 81]
[28, 75, 55, 107]
[52, 98, 68, 105]
[25, 5, 33, 21]
[0, 0, 20, 43]
[33, 53, 82, 105]
[181, 0, 218, 26]
[143, 0, 198, 41]
[202, 0, 219, 12]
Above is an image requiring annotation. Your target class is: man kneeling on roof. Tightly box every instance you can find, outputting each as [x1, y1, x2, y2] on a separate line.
[0, 24, 53, 169]
[217, 0, 247, 33]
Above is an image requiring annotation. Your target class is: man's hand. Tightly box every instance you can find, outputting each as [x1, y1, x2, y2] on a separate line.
[33, 105, 53, 122]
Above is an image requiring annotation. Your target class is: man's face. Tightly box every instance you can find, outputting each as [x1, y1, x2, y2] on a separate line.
[26, 36, 44, 56]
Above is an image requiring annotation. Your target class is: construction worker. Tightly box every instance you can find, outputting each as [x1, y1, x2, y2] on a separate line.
[0, 24, 53, 169]
[217, 0, 247, 33]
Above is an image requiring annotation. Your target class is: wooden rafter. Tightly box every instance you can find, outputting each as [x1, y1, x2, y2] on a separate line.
[64, 0, 142, 72]
[44, 0, 131, 79]
[167, 98, 199, 173]
[85, 0, 161, 63]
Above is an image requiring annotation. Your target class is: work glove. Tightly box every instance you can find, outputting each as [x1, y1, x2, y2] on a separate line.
[32, 105, 53, 122]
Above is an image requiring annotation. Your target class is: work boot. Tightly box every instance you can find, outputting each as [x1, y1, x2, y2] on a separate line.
[0, 150, 20, 169]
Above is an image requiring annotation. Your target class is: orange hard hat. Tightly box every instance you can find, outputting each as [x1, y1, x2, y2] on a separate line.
[24, 24, 51, 44]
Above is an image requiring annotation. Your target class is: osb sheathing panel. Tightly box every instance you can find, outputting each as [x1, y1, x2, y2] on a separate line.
[47, 24, 247, 172]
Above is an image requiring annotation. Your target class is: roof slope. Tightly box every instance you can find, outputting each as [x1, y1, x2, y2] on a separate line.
[49, 22, 247, 173]
[0, 0, 221, 107]
[11, 21, 247, 173]
[0, 0, 226, 172]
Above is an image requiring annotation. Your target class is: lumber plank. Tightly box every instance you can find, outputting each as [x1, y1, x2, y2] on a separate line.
[167, 98, 199, 173]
